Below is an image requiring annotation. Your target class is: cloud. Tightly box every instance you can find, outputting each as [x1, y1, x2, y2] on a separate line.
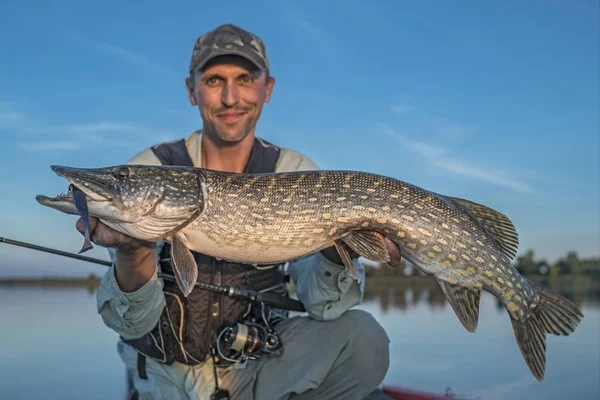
[0, 103, 26, 124]
[285, 10, 333, 45]
[160, 108, 194, 118]
[16, 135, 151, 151]
[433, 159, 534, 193]
[424, 117, 479, 141]
[18, 141, 83, 151]
[380, 124, 534, 193]
[391, 105, 416, 114]
[389, 103, 477, 140]
[64, 122, 151, 136]
[381, 125, 445, 158]
[0, 102, 27, 127]
[1, 100, 177, 152]
[56, 27, 175, 76]
[277, 2, 339, 56]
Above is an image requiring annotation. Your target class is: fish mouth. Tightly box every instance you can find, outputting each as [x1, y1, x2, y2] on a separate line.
[36, 165, 114, 205]
[35, 184, 104, 206]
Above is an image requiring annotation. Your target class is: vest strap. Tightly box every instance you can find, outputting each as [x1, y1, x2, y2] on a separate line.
[137, 353, 148, 380]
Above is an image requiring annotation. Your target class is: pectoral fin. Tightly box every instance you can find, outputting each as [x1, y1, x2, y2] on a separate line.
[334, 239, 361, 284]
[170, 232, 198, 297]
[437, 279, 482, 333]
[341, 231, 391, 263]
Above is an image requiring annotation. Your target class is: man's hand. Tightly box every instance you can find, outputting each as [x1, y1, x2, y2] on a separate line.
[383, 237, 402, 268]
[75, 217, 154, 251]
[76, 217, 157, 293]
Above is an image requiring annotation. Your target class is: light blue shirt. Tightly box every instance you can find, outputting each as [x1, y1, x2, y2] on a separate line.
[96, 133, 366, 341]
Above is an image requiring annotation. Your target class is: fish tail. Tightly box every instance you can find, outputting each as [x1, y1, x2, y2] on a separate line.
[510, 279, 584, 381]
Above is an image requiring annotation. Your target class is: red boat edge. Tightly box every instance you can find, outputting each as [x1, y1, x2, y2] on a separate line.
[380, 385, 474, 400]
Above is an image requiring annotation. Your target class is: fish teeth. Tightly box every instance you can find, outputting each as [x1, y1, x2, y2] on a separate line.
[56, 190, 73, 199]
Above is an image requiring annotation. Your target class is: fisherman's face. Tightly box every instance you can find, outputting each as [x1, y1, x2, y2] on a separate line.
[186, 56, 275, 145]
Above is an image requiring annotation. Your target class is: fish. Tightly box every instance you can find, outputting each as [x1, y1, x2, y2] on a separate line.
[36, 164, 583, 381]
[71, 184, 94, 254]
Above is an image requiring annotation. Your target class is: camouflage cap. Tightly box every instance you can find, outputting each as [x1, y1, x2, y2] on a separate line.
[189, 24, 270, 75]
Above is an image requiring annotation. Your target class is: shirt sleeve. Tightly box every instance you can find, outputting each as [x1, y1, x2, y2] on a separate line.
[287, 252, 366, 321]
[95, 243, 167, 340]
[94, 148, 168, 340]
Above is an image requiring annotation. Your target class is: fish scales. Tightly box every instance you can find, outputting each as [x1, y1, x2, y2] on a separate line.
[192, 170, 500, 283]
[37, 164, 584, 382]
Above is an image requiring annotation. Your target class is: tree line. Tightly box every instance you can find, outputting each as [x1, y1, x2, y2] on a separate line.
[514, 249, 600, 278]
[363, 249, 600, 279]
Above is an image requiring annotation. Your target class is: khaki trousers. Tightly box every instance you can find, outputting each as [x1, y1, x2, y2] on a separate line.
[124, 309, 390, 400]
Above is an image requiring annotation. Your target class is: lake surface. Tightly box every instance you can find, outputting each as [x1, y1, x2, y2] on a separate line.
[0, 278, 598, 400]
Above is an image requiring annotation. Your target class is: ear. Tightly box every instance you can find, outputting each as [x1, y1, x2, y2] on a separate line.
[264, 76, 276, 104]
[185, 77, 197, 106]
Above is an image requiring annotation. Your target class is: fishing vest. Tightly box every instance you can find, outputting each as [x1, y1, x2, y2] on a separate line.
[121, 136, 289, 367]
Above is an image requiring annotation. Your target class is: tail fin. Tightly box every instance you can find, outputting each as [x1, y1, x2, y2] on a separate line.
[511, 281, 584, 381]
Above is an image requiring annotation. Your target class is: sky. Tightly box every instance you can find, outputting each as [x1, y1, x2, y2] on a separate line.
[0, 0, 598, 278]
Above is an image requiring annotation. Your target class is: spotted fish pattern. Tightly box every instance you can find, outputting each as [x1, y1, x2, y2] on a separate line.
[38, 165, 584, 382]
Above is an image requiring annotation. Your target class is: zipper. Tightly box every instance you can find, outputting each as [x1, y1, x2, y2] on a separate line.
[217, 261, 224, 332]
[204, 256, 215, 355]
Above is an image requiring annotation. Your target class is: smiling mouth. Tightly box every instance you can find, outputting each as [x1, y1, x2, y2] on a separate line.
[217, 111, 248, 122]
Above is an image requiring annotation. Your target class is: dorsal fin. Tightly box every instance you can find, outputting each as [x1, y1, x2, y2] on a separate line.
[448, 196, 519, 261]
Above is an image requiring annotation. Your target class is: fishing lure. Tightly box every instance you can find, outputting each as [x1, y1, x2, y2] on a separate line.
[70, 184, 94, 254]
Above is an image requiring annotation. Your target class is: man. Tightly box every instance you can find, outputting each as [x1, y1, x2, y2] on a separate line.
[78, 24, 399, 400]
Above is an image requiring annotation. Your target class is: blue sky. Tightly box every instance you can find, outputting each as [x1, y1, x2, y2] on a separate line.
[0, 0, 598, 278]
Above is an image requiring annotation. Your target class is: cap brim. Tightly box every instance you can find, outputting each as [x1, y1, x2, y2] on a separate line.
[191, 49, 267, 74]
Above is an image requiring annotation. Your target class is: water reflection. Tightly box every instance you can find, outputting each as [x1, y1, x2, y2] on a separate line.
[363, 276, 600, 313]
[0, 275, 101, 296]
[1, 276, 598, 400]
[360, 276, 600, 400]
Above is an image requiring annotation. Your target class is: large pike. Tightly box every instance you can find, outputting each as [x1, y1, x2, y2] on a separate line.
[36, 164, 583, 381]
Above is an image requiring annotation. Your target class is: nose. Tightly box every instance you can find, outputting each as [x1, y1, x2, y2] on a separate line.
[221, 82, 240, 107]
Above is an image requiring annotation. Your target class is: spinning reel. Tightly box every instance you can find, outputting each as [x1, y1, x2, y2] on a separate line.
[215, 302, 284, 363]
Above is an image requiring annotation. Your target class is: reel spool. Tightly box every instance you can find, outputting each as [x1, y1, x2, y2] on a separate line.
[216, 303, 283, 363]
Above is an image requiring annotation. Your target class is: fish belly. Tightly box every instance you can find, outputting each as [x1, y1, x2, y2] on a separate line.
[182, 227, 330, 265]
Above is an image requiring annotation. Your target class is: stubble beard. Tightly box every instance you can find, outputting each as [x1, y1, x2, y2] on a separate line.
[205, 117, 258, 147]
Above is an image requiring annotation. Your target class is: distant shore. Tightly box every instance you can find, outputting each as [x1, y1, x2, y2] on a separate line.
[0, 275, 101, 290]
[1, 273, 596, 291]
[364, 273, 599, 290]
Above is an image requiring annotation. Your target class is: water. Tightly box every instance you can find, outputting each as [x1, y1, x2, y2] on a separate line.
[0, 278, 598, 400]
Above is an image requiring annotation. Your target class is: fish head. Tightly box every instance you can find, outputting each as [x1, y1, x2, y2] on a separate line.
[36, 164, 208, 240]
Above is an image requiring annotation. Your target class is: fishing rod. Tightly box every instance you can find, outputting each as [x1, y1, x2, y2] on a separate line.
[0, 236, 112, 266]
[0, 236, 306, 312]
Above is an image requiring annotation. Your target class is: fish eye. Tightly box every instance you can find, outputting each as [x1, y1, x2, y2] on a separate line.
[114, 167, 130, 180]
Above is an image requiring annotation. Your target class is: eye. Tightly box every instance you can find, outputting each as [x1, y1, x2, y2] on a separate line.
[114, 167, 130, 180]
[205, 77, 220, 86]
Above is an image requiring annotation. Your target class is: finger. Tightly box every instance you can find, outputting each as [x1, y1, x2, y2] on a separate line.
[87, 217, 99, 232]
[75, 218, 84, 234]
[384, 237, 403, 267]
[93, 220, 137, 248]
[91, 222, 114, 246]
[76, 216, 99, 235]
